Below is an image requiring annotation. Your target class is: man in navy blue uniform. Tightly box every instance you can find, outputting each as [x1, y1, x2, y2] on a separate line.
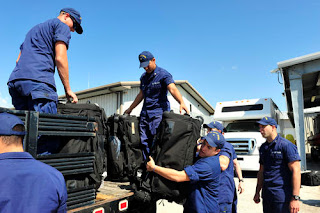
[146, 131, 224, 213]
[253, 117, 301, 213]
[203, 121, 244, 213]
[8, 8, 83, 114]
[124, 51, 189, 159]
[0, 113, 67, 212]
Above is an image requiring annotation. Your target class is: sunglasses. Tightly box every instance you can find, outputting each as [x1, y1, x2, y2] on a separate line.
[70, 16, 80, 31]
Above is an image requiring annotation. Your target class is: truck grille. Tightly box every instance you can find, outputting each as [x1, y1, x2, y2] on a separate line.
[226, 139, 256, 154]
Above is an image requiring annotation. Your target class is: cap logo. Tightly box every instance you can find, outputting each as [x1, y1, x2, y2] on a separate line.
[139, 55, 147, 62]
[212, 131, 220, 140]
[265, 116, 268, 120]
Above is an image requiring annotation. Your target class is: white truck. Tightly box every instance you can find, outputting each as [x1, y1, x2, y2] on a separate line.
[213, 98, 283, 171]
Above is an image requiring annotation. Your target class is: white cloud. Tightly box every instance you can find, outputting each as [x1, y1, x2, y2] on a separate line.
[0, 92, 13, 108]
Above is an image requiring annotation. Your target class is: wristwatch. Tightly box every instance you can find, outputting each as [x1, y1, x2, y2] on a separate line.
[239, 179, 244, 182]
[292, 195, 300, 200]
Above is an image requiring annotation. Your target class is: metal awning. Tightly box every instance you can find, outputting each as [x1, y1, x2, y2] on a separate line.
[275, 52, 320, 171]
[277, 52, 320, 126]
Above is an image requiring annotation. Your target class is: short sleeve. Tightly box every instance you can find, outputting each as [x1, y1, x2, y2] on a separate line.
[285, 143, 301, 163]
[220, 150, 231, 159]
[184, 159, 213, 184]
[53, 21, 71, 49]
[233, 148, 237, 160]
[57, 175, 68, 213]
[162, 71, 174, 86]
[220, 145, 232, 159]
[140, 74, 145, 90]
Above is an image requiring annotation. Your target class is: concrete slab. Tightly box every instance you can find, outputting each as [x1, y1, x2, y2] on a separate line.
[156, 172, 320, 213]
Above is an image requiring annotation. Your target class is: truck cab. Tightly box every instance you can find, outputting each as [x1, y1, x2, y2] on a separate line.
[214, 98, 282, 171]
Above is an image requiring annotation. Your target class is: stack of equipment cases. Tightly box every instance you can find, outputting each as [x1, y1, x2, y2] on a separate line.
[0, 107, 98, 210]
[106, 114, 144, 182]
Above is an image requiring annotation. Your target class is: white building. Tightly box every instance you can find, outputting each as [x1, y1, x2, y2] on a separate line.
[61, 80, 215, 124]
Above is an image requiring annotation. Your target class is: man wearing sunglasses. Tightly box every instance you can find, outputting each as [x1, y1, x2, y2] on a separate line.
[8, 8, 83, 114]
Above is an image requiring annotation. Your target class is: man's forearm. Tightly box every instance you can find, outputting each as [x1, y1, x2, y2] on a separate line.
[255, 169, 263, 194]
[234, 160, 243, 180]
[55, 42, 71, 92]
[128, 90, 144, 111]
[167, 83, 189, 114]
[168, 83, 184, 104]
[153, 165, 190, 182]
[291, 162, 301, 196]
[292, 169, 301, 196]
[56, 60, 71, 92]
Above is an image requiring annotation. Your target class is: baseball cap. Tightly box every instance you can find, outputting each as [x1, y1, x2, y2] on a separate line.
[0, 113, 26, 136]
[139, 51, 154, 68]
[203, 121, 224, 133]
[61, 8, 83, 34]
[257, 116, 277, 127]
[202, 131, 225, 149]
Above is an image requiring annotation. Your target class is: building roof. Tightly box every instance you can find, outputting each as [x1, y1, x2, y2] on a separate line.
[276, 52, 320, 126]
[60, 80, 215, 114]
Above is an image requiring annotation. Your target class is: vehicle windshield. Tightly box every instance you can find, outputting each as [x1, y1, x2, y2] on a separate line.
[225, 121, 260, 132]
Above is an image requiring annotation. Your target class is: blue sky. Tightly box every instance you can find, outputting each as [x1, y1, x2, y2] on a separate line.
[1, 0, 320, 111]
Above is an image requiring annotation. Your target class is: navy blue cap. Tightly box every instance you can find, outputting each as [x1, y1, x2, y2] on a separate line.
[0, 113, 25, 136]
[203, 121, 224, 133]
[257, 116, 277, 127]
[202, 131, 225, 149]
[139, 51, 154, 68]
[61, 8, 83, 34]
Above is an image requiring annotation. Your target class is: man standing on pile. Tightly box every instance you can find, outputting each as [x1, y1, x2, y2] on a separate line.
[124, 51, 189, 159]
[203, 121, 244, 213]
[146, 131, 225, 213]
[8, 8, 83, 114]
[0, 113, 67, 212]
[253, 117, 301, 213]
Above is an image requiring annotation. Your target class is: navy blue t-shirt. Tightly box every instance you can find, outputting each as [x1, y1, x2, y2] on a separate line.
[259, 135, 301, 202]
[140, 66, 174, 118]
[184, 155, 221, 213]
[0, 152, 67, 213]
[8, 18, 71, 89]
[219, 142, 237, 204]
